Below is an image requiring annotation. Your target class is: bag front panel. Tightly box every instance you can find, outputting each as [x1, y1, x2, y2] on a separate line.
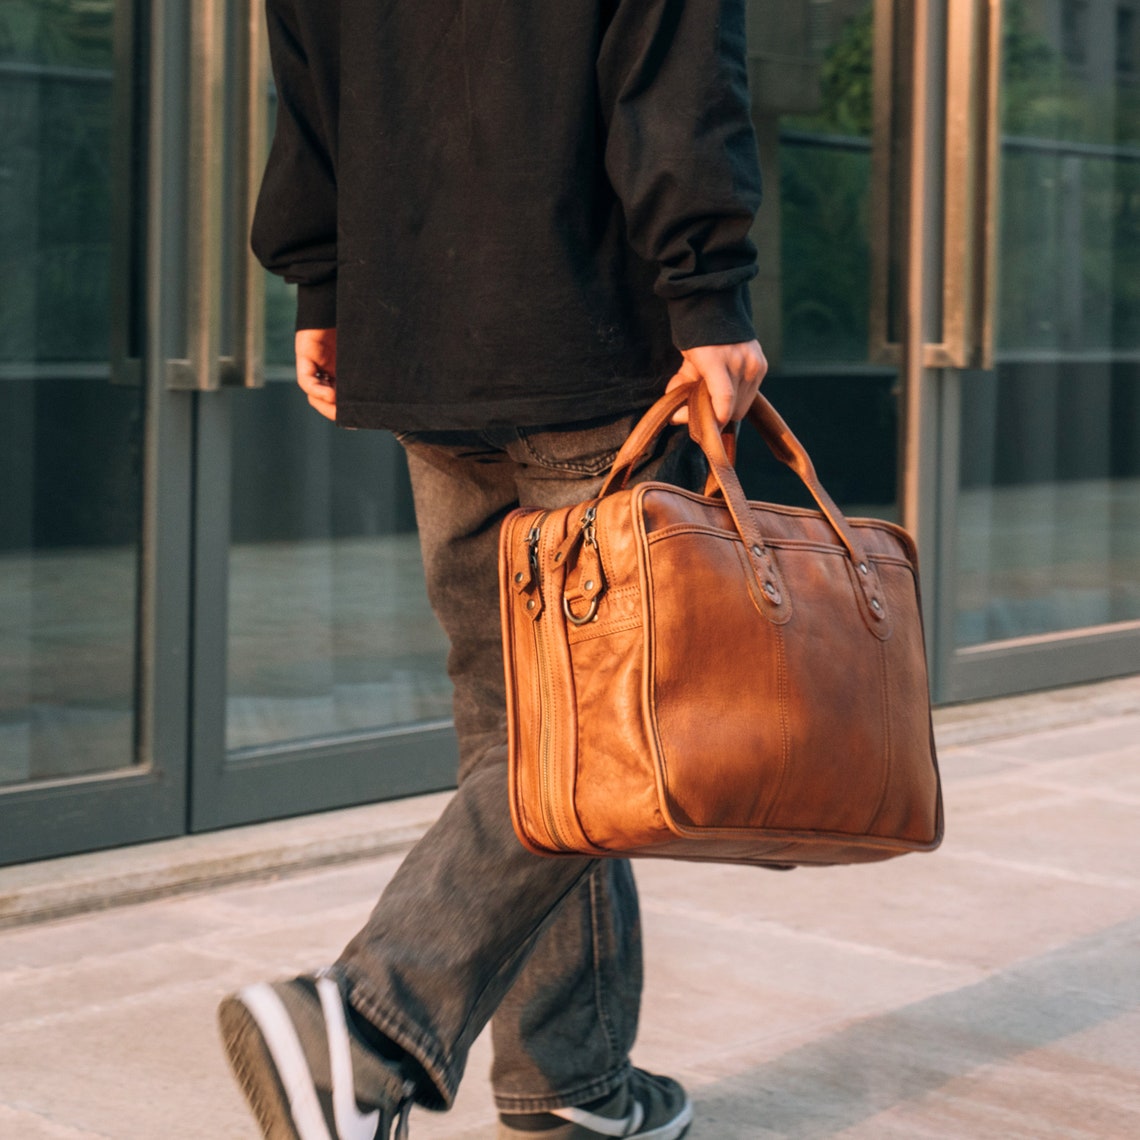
[642, 490, 939, 849]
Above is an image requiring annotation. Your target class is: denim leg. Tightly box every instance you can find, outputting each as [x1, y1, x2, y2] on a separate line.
[336, 412, 704, 1110]
[490, 860, 642, 1113]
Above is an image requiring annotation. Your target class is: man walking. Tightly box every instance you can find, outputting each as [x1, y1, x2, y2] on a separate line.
[218, 2, 767, 1137]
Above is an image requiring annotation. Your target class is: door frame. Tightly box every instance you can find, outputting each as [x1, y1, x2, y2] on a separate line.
[889, 0, 1140, 703]
[0, 0, 192, 865]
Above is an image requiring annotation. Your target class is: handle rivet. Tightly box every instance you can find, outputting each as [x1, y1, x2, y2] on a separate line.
[858, 562, 869, 575]
[763, 581, 778, 597]
[514, 572, 524, 584]
[584, 579, 595, 591]
[526, 599, 536, 611]
[870, 598, 882, 612]
[554, 552, 563, 563]
[751, 545, 763, 558]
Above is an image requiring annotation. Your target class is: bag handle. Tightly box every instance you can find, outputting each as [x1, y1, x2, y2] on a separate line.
[601, 381, 891, 631]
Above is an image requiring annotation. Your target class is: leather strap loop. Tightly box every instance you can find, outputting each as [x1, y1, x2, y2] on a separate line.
[685, 384, 791, 621]
[744, 393, 890, 631]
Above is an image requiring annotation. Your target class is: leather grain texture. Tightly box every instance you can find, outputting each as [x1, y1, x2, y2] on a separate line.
[499, 383, 943, 867]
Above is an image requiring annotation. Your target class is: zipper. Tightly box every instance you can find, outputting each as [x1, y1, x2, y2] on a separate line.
[525, 512, 572, 851]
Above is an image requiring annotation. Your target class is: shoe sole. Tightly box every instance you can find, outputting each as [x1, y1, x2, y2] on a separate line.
[500, 1096, 692, 1140]
[643, 1097, 692, 1140]
[218, 995, 302, 1140]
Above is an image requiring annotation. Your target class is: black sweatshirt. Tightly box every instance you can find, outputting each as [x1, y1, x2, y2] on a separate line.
[253, 0, 763, 431]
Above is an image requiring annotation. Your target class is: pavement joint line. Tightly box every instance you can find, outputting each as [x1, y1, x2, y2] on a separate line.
[938, 849, 1140, 892]
[1015, 780, 1140, 806]
[0, 677, 1137, 931]
[0, 1104, 108, 1140]
[0, 967, 283, 1036]
[640, 897, 982, 976]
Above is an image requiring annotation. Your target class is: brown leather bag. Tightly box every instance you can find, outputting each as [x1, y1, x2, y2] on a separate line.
[499, 382, 943, 867]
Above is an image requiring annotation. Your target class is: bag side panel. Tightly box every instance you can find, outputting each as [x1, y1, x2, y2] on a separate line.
[501, 509, 565, 854]
[565, 492, 665, 850]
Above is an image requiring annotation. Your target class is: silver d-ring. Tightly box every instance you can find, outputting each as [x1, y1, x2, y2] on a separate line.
[563, 596, 600, 626]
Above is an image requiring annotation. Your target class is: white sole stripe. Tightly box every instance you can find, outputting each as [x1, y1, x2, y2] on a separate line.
[550, 1092, 692, 1139]
[240, 983, 335, 1140]
[640, 1096, 693, 1140]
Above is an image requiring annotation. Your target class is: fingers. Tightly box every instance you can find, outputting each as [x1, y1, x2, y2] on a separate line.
[295, 328, 338, 422]
[731, 342, 767, 423]
[702, 357, 737, 430]
[305, 390, 337, 421]
[666, 358, 702, 424]
[297, 367, 337, 421]
[673, 340, 768, 429]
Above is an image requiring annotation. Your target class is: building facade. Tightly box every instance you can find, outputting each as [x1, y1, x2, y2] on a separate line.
[2, 0, 1137, 865]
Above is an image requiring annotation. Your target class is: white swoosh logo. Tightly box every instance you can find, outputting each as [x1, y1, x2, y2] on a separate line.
[552, 1099, 644, 1137]
[318, 974, 382, 1140]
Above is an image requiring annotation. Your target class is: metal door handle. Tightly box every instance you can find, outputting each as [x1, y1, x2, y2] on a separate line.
[941, 0, 1000, 369]
[220, 0, 267, 388]
[167, 0, 265, 390]
[870, 0, 1001, 370]
[110, 0, 143, 386]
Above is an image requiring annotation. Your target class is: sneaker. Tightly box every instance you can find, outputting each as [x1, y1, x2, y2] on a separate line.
[498, 1069, 692, 1139]
[218, 967, 416, 1140]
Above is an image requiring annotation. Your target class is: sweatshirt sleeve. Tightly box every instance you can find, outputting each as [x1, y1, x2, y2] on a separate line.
[597, 0, 762, 350]
[252, 0, 340, 330]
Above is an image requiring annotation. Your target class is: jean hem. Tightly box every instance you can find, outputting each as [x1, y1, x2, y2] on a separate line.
[338, 963, 459, 1110]
[493, 1059, 632, 1114]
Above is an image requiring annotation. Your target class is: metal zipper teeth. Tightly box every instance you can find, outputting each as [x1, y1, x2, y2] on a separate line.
[527, 514, 572, 852]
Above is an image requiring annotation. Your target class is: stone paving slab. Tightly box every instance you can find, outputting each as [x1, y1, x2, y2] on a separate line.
[0, 677, 1138, 1138]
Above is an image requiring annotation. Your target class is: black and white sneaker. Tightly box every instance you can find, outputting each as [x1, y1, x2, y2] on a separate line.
[498, 1069, 692, 1139]
[218, 968, 416, 1140]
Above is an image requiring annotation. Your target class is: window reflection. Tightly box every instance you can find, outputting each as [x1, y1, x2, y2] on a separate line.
[955, 0, 1140, 646]
[0, 0, 143, 786]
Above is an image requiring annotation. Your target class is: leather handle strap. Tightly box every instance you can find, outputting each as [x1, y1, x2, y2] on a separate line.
[685, 383, 790, 618]
[599, 383, 738, 497]
[599, 384, 692, 496]
[743, 393, 889, 629]
[598, 380, 891, 629]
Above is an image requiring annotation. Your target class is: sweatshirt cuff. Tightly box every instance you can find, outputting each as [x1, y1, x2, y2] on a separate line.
[295, 279, 337, 330]
[666, 282, 756, 350]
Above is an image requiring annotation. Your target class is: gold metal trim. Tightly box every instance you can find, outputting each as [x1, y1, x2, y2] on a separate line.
[166, 0, 225, 390]
[221, 0, 267, 388]
[109, 0, 141, 387]
[871, 0, 1001, 373]
[869, 0, 897, 365]
[167, 0, 265, 391]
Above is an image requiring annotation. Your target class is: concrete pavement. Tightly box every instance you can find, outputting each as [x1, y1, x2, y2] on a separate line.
[0, 676, 1138, 1139]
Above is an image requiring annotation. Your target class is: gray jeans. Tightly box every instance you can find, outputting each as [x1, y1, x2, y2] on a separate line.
[337, 407, 704, 1113]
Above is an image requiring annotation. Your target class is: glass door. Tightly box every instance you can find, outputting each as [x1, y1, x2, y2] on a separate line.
[0, 0, 191, 864]
[739, 0, 902, 522]
[187, 14, 455, 832]
[942, 0, 1140, 697]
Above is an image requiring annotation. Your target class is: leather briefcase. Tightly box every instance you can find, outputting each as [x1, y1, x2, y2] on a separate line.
[499, 382, 943, 867]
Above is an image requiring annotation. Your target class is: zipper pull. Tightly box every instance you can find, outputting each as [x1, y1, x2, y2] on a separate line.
[517, 512, 547, 620]
[562, 505, 606, 625]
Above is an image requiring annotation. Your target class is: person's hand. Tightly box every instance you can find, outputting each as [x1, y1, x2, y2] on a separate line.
[666, 339, 768, 429]
[295, 328, 338, 421]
